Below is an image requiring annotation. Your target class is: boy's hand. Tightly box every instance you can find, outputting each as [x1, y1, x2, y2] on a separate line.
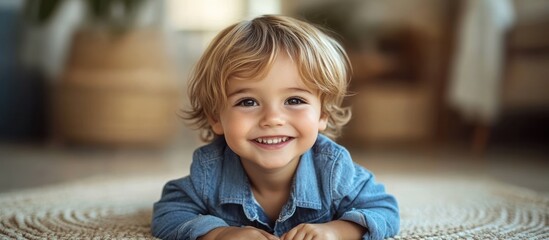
[200, 226, 279, 240]
[280, 220, 365, 240]
[280, 223, 338, 240]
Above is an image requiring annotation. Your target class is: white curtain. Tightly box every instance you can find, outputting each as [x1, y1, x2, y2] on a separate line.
[448, 0, 515, 123]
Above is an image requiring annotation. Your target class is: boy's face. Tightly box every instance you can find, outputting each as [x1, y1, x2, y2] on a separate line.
[210, 53, 327, 172]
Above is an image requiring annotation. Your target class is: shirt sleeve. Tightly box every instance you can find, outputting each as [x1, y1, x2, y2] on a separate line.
[151, 151, 229, 240]
[331, 148, 400, 240]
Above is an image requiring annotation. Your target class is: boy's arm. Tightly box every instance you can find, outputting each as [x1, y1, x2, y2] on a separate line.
[281, 148, 399, 240]
[151, 178, 229, 240]
[322, 220, 366, 239]
[332, 150, 400, 240]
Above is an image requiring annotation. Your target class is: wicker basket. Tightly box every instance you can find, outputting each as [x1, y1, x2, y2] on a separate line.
[53, 29, 180, 147]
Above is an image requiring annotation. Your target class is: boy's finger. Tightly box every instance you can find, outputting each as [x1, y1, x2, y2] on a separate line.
[257, 229, 280, 240]
[243, 226, 279, 240]
[280, 228, 297, 240]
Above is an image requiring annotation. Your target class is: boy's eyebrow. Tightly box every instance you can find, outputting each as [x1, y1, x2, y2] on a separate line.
[288, 87, 313, 95]
[227, 88, 252, 98]
[227, 87, 313, 97]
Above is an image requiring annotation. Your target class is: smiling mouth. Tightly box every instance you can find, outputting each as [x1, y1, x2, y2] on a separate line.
[253, 136, 292, 145]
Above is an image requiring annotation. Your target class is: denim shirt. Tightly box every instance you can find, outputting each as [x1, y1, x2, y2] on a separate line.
[152, 134, 399, 240]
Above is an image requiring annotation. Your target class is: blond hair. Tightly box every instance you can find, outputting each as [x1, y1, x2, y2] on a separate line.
[184, 15, 351, 142]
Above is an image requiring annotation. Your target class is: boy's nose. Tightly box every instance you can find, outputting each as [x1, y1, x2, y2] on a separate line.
[260, 106, 286, 127]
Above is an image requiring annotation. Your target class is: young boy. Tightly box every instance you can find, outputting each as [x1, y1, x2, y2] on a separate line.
[152, 15, 399, 240]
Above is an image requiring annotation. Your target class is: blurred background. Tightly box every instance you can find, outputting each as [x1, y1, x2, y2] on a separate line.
[0, 0, 548, 193]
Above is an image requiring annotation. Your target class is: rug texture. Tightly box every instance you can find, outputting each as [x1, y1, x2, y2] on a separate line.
[0, 174, 547, 239]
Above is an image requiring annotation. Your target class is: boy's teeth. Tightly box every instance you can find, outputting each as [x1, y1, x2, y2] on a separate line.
[256, 137, 289, 145]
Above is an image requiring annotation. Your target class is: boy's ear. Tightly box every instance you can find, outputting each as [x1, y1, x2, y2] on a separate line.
[208, 117, 224, 135]
[318, 113, 328, 131]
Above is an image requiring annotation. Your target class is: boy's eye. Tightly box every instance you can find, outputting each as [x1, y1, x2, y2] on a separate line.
[236, 98, 258, 107]
[285, 97, 306, 105]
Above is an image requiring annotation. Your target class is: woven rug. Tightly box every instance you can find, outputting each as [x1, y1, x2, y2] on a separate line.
[0, 174, 547, 239]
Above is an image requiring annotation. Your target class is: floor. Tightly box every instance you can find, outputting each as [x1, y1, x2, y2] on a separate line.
[1, 128, 548, 194]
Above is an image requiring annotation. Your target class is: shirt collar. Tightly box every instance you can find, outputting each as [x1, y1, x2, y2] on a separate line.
[218, 147, 250, 205]
[292, 149, 322, 210]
